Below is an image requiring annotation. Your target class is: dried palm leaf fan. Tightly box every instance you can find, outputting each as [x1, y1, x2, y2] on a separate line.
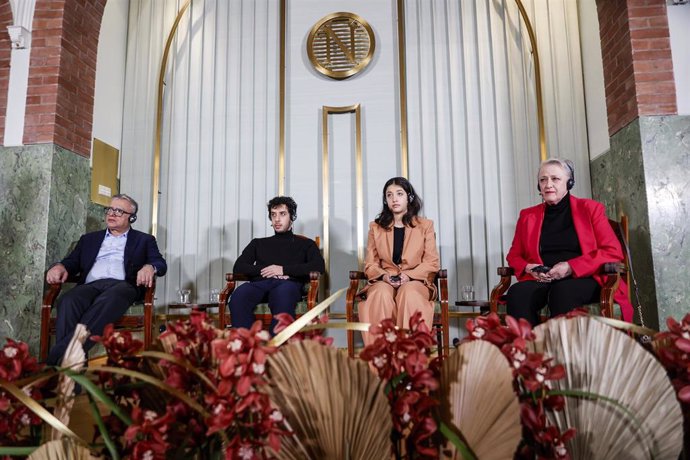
[531, 316, 682, 459]
[28, 438, 99, 460]
[264, 340, 392, 459]
[49, 323, 89, 441]
[439, 340, 521, 459]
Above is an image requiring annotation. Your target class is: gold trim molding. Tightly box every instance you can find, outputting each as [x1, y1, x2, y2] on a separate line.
[396, 0, 409, 177]
[321, 104, 364, 294]
[152, 0, 192, 237]
[513, 0, 547, 161]
[279, 0, 286, 194]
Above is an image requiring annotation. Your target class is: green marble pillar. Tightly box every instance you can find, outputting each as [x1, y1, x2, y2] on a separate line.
[0, 144, 90, 353]
[591, 115, 690, 330]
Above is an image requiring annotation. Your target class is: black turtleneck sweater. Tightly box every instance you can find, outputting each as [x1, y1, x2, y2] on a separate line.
[539, 193, 582, 268]
[233, 230, 325, 282]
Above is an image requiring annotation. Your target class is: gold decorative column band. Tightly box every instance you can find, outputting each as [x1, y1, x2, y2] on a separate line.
[279, 0, 286, 195]
[152, 0, 192, 237]
[513, 0, 547, 162]
[321, 104, 364, 294]
[396, 0, 409, 177]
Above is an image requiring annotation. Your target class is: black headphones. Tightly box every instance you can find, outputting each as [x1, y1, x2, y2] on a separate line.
[129, 213, 137, 224]
[537, 162, 575, 192]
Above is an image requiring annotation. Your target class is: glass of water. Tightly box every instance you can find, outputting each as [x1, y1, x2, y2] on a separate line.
[177, 288, 191, 304]
[461, 285, 475, 301]
[209, 288, 220, 304]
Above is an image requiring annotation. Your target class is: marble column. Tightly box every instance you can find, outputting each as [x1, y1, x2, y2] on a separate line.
[591, 115, 690, 330]
[0, 144, 90, 353]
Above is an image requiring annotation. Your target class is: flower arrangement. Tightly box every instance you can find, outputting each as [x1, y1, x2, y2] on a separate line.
[359, 311, 440, 459]
[463, 312, 574, 459]
[0, 308, 688, 459]
[0, 339, 46, 452]
[90, 311, 287, 459]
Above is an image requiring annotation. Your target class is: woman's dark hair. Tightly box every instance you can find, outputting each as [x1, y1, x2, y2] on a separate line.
[374, 177, 422, 229]
[267, 196, 297, 221]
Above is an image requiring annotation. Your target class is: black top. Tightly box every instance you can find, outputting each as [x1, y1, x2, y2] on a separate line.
[392, 226, 405, 265]
[233, 230, 325, 282]
[539, 193, 582, 268]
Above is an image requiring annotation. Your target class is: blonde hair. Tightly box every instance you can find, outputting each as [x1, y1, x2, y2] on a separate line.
[538, 158, 574, 181]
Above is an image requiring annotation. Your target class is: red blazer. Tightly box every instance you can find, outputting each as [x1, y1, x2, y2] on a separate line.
[506, 194, 632, 321]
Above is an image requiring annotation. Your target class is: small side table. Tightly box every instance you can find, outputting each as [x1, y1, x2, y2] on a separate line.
[454, 300, 491, 315]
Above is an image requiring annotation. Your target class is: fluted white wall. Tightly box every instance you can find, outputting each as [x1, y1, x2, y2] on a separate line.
[120, 0, 281, 305]
[116, 0, 593, 324]
[403, 0, 591, 303]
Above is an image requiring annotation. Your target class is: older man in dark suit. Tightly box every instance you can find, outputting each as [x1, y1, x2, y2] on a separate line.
[45, 194, 167, 365]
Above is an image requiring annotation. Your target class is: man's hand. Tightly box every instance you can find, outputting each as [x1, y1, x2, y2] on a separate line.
[399, 273, 411, 284]
[136, 264, 156, 287]
[261, 265, 284, 278]
[46, 264, 68, 284]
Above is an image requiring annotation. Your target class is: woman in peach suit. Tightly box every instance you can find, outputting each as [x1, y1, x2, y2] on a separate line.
[358, 177, 440, 345]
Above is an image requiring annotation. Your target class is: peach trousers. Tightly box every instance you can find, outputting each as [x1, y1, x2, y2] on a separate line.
[359, 280, 433, 346]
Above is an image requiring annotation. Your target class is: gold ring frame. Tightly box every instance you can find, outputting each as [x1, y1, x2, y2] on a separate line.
[307, 12, 376, 80]
[321, 104, 364, 295]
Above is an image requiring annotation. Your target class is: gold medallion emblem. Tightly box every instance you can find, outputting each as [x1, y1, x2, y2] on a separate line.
[307, 12, 375, 80]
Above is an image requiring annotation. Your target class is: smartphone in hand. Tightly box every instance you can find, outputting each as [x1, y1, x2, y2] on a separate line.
[531, 265, 551, 274]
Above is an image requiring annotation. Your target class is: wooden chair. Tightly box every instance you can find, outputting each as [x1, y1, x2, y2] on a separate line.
[40, 278, 156, 362]
[489, 216, 629, 319]
[217, 236, 321, 330]
[345, 269, 449, 359]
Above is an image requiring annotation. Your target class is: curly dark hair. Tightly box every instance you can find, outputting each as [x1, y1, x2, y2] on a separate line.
[267, 196, 297, 221]
[374, 177, 422, 229]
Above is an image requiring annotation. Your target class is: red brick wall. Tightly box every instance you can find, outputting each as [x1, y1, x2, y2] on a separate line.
[597, 0, 677, 136]
[0, 2, 14, 145]
[24, 0, 106, 157]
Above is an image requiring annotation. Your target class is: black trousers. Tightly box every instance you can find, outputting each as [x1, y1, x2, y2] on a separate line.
[506, 277, 600, 326]
[47, 279, 138, 365]
[227, 278, 303, 335]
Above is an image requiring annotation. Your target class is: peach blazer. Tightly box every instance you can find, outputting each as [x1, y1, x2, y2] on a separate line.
[360, 217, 441, 298]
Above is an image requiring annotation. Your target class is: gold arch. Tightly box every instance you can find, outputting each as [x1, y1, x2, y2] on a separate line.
[152, 0, 192, 236]
[514, 0, 547, 161]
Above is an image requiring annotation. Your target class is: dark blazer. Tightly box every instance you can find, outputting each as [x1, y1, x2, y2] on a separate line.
[59, 228, 167, 298]
[506, 194, 632, 321]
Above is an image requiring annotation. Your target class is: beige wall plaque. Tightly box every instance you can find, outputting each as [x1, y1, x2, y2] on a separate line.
[91, 138, 119, 206]
[307, 12, 375, 80]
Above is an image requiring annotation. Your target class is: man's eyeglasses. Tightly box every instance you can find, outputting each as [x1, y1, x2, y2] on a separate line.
[104, 207, 133, 217]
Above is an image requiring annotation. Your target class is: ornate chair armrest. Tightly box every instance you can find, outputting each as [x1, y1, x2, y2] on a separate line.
[306, 272, 321, 310]
[489, 267, 514, 313]
[601, 262, 626, 275]
[42, 283, 63, 308]
[346, 271, 366, 359]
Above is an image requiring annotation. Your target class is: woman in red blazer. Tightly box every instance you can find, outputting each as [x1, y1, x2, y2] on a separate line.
[506, 159, 632, 324]
[358, 177, 440, 345]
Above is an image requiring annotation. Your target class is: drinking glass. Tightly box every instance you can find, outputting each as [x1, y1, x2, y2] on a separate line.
[209, 288, 220, 303]
[177, 288, 191, 304]
[461, 285, 475, 301]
